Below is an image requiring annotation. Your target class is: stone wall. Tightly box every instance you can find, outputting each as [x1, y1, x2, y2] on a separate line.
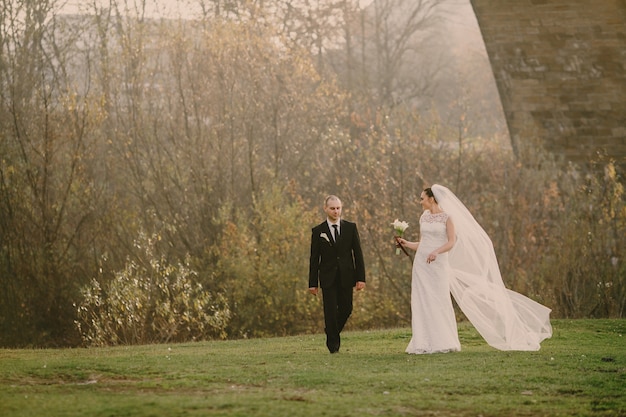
[470, 0, 626, 167]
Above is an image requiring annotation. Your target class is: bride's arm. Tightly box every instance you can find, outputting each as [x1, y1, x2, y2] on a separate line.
[397, 237, 419, 251]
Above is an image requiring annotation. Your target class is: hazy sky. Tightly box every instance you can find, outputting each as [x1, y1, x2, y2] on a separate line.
[61, 0, 199, 18]
[62, 0, 378, 18]
[60, 0, 483, 51]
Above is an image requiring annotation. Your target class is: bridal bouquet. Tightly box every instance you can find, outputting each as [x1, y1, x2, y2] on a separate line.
[391, 219, 409, 255]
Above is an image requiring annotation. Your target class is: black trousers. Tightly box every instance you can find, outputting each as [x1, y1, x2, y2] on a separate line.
[321, 273, 353, 353]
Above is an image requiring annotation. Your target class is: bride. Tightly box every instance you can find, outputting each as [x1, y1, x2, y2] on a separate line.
[397, 184, 552, 353]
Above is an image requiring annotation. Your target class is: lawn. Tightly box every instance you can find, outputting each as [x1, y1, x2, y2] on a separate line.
[0, 319, 624, 416]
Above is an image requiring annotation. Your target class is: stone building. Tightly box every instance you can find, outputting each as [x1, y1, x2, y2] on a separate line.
[470, 0, 626, 168]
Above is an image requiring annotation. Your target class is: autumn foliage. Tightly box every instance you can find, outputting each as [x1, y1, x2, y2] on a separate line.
[0, 1, 623, 347]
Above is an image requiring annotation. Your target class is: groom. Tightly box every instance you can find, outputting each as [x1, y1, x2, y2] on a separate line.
[309, 195, 366, 353]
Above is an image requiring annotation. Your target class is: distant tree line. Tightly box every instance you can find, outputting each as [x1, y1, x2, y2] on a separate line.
[0, 0, 623, 347]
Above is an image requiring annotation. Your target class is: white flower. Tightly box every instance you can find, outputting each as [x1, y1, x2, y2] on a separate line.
[391, 219, 409, 234]
[391, 219, 409, 255]
[320, 232, 330, 242]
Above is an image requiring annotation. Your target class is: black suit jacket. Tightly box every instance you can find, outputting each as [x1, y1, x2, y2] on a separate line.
[309, 219, 366, 289]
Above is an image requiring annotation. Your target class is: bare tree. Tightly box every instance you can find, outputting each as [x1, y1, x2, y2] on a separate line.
[0, 0, 107, 346]
[310, 0, 440, 118]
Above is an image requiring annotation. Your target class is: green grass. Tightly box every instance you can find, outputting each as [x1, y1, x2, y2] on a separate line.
[0, 319, 624, 417]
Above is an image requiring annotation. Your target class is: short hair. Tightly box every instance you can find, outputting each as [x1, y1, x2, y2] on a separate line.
[324, 195, 341, 207]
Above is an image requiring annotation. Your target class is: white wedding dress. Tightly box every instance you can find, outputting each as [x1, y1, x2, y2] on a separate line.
[406, 211, 461, 354]
[406, 184, 552, 353]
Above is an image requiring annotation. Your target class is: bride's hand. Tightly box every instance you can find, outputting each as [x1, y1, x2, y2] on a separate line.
[427, 251, 438, 263]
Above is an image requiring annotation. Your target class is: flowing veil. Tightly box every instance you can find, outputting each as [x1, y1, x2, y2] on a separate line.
[432, 184, 552, 350]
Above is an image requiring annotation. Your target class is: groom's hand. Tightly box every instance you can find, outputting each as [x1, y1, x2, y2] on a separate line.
[309, 287, 318, 296]
[356, 281, 365, 291]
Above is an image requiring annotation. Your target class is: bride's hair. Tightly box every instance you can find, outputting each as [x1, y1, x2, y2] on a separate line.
[424, 187, 438, 204]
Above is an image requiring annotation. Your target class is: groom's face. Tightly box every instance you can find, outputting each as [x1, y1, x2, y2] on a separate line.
[324, 198, 342, 223]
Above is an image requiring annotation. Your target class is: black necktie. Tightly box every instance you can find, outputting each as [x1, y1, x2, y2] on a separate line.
[332, 224, 339, 242]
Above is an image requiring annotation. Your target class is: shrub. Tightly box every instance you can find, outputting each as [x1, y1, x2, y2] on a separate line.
[75, 232, 230, 346]
[212, 185, 322, 338]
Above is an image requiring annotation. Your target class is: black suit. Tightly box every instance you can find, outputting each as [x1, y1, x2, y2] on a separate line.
[309, 219, 365, 352]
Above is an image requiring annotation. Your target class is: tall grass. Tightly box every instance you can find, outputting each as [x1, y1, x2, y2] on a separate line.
[1, 319, 623, 417]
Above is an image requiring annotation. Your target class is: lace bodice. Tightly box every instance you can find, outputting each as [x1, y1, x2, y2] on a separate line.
[420, 211, 448, 224]
[419, 210, 449, 251]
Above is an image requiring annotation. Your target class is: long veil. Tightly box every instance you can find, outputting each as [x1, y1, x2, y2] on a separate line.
[432, 184, 552, 350]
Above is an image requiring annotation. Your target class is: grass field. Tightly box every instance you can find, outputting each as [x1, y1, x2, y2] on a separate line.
[0, 319, 624, 417]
